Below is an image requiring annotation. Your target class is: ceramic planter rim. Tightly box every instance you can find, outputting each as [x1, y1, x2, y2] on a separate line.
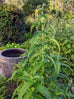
[0, 48, 27, 60]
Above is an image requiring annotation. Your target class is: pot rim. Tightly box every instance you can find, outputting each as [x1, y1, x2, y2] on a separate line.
[0, 48, 27, 59]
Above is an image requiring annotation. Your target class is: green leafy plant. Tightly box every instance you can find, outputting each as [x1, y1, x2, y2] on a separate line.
[6, 11, 73, 99]
[8, 30, 72, 99]
[55, 16, 74, 76]
[0, 40, 31, 51]
[23, 0, 48, 16]
[0, 74, 7, 99]
[0, 74, 18, 99]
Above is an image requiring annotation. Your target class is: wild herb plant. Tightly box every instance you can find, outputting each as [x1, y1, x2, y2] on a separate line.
[8, 28, 72, 99]
[6, 8, 73, 98]
[7, 10, 74, 99]
[31, 9, 74, 81]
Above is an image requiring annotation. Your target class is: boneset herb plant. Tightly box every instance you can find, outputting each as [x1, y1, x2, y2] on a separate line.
[8, 13, 72, 99]
[8, 30, 71, 99]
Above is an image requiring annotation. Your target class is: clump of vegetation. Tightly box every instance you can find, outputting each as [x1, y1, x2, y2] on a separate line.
[7, 13, 73, 99]
[0, 74, 18, 99]
[8, 31, 71, 99]
[0, 75, 7, 99]
[0, 0, 74, 99]
[23, 0, 48, 16]
[0, 4, 25, 45]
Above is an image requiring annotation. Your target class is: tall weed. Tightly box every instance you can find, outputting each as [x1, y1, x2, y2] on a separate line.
[7, 12, 73, 99]
[8, 30, 71, 99]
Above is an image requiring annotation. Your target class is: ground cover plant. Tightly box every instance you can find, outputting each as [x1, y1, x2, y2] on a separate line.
[0, 74, 7, 99]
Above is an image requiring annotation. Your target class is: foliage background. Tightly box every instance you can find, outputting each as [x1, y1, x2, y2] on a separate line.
[0, 0, 74, 99]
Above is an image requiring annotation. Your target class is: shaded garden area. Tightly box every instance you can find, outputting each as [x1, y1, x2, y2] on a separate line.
[0, 0, 74, 99]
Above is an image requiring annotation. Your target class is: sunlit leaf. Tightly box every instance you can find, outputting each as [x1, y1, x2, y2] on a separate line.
[36, 84, 52, 99]
[18, 81, 34, 99]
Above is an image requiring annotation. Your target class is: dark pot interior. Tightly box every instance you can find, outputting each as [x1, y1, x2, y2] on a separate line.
[1, 49, 25, 57]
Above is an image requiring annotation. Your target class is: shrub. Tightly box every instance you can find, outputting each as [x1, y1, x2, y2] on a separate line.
[0, 40, 31, 51]
[0, 4, 25, 45]
[23, 0, 48, 16]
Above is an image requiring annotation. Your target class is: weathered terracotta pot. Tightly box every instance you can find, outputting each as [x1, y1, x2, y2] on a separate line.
[0, 48, 26, 78]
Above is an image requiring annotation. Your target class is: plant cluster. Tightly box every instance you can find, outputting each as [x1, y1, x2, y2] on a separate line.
[0, 40, 31, 51]
[0, 75, 7, 99]
[0, 1, 74, 99]
[0, 74, 18, 99]
[6, 14, 73, 99]
[0, 4, 25, 45]
[55, 18, 74, 76]
[23, 0, 48, 16]
[8, 31, 71, 99]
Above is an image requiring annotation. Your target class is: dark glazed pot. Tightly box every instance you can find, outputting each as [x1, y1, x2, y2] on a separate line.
[0, 48, 26, 78]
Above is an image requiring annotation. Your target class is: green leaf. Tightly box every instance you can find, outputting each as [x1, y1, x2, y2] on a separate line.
[7, 69, 20, 81]
[31, 31, 45, 46]
[49, 38, 60, 55]
[34, 94, 44, 99]
[18, 81, 34, 99]
[30, 52, 41, 62]
[12, 83, 23, 99]
[61, 63, 73, 72]
[32, 61, 45, 75]
[55, 61, 61, 75]
[23, 91, 33, 99]
[22, 57, 29, 67]
[46, 55, 56, 71]
[69, 93, 74, 97]
[30, 23, 37, 33]
[28, 44, 41, 56]
[36, 84, 52, 99]
[67, 44, 71, 48]
[33, 73, 44, 83]
[52, 96, 58, 99]
[71, 55, 74, 60]
[21, 71, 32, 81]
[59, 73, 69, 81]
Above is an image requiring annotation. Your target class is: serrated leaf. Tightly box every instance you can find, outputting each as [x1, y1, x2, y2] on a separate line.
[23, 91, 32, 99]
[32, 61, 45, 75]
[7, 69, 20, 81]
[61, 63, 73, 72]
[34, 94, 44, 99]
[59, 73, 69, 81]
[49, 38, 60, 55]
[36, 84, 52, 99]
[31, 31, 45, 46]
[18, 81, 34, 99]
[12, 83, 23, 99]
[33, 73, 44, 83]
[46, 55, 56, 71]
